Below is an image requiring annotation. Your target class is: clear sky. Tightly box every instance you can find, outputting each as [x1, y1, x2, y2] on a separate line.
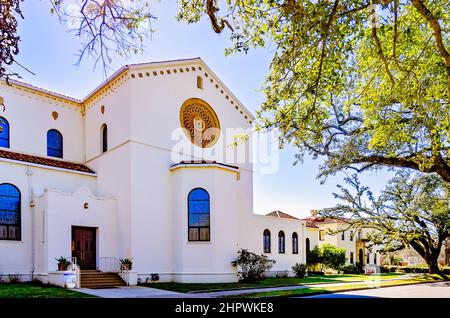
[11, 1, 393, 218]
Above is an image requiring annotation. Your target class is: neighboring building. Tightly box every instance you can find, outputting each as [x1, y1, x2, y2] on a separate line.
[302, 210, 381, 267]
[0, 58, 309, 286]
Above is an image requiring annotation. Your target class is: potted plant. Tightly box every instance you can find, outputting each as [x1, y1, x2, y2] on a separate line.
[119, 258, 133, 270]
[55, 256, 70, 271]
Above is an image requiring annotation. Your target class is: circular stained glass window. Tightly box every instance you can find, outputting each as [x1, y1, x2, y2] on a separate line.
[180, 98, 220, 148]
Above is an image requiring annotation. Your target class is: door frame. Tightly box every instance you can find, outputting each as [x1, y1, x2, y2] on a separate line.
[71, 226, 97, 270]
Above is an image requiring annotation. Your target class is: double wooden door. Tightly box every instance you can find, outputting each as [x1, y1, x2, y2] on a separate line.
[72, 226, 96, 270]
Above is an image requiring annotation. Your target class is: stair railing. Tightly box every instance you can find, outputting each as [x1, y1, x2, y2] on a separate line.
[99, 257, 129, 286]
[68, 257, 80, 288]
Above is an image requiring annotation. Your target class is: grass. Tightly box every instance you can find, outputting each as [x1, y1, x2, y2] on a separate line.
[143, 273, 405, 293]
[230, 274, 447, 298]
[0, 283, 94, 298]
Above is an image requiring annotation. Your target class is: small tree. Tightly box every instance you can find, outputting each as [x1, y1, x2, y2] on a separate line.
[321, 244, 347, 271]
[231, 249, 276, 282]
[306, 246, 322, 272]
[292, 263, 307, 278]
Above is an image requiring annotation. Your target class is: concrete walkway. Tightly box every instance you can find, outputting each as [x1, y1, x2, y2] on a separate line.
[77, 286, 195, 298]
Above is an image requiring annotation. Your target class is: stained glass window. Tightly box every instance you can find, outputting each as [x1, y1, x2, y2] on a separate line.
[47, 129, 63, 158]
[188, 188, 210, 241]
[0, 184, 20, 240]
[0, 116, 9, 148]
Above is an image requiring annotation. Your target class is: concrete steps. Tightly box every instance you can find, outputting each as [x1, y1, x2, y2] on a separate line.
[80, 270, 126, 289]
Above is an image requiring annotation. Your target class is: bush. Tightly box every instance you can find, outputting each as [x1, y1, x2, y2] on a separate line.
[306, 246, 322, 271]
[355, 262, 364, 274]
[231, 249, 276, 282]
[341, 264, 361, 274]
[292, 263, 307, 278]
[321, 244, 347, 270]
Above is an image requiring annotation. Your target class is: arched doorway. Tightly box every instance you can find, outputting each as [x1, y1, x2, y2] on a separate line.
[358, 249, 364, 264]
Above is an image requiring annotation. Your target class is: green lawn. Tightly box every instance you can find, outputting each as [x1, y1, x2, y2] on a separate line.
[0, 283, 94, 298]
[144, 273, 405, 293]
[232, 274, 446, 298]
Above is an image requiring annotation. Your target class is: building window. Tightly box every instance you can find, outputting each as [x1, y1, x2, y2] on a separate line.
[341, 231, 345, 241]
[350, 252, 354, 264]
[197, 76, 203, 89]
[350, 230, 353, 241]
[0, 183, 21, 240]
[367, 253, 370, 264]
[319, 230, 325, 241]
[292, 232, 298, 254]
[0, 116, 10, 148]
[101, 124, 108, 153]
[188, 188, 210, 241]
[374, 253, 377, 265]
[47, 129, 63, 158]
[359, 248, 364, 264]
[306, 238, 310, 253]
[278, 231, 285, 254]
[263, 229, 271, 253]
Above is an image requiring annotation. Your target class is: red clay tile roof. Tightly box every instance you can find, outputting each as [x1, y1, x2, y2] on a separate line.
[171, 160, 239, 170]
[301, 216, 347, 225]
[265, 211, 300, 220]
[0, 149, 95, 174]
[305, 220, 319, 228]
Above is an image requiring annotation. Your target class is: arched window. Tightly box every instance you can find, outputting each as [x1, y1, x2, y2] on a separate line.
[47, 129, 63, 158]
[0, 116, 10, 148]
[341, 231, 345, 240]
[306, 238, 310, 253]
[374, 253, 377, 265]
[263, 229, 271, 253]
[292, 232, 298, 254]
[278, 231, 285, 254]
[188, 188, 210, 241]
[358, 249, 364, 264]
[101, 124, 108, 153]
[367, 253, 370, 264]
[196, 76, 203, 89]
[0, 184, 21, 240]
[350, 252, 354, 264]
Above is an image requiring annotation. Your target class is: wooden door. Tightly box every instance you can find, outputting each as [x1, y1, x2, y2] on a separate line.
[72, 226, 96, 270]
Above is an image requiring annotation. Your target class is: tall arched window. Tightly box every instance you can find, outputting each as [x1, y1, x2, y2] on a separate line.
[0, 184, 21, 240]
[367, 253, 370, 264]
[263, 229, 271, 253]
[374, 253, 377, 265]
[278, 231, 285, 254]
[188, 188, 210, 241]
[292, 232, 298, 254]
[47, 129, 63, 158]
[306, 238, 310, 253]
[359, 249, 364, 264]
[0, 116, 10, 148]
[350, 252, 354, 264]
[101, 124, 108, 153]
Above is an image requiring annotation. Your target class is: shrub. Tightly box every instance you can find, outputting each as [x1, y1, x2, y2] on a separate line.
[231, 249, 276, 282]
[341, 264, 360, 274]
[355, 262, 364, 274]
[292, 263, 307, 278]
[306, 246, 322, 271]
[321, 244, 347, 270]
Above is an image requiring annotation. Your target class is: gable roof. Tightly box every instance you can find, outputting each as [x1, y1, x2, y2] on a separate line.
[1, 58, 255, 121]
[265, 210, 299, 220]
[0, 149, 95, 174]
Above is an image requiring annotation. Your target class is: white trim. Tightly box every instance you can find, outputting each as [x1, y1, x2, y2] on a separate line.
[169, 163, 239, 174]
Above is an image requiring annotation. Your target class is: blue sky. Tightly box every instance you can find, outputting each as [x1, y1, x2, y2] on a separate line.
[12, 1, 393, 218]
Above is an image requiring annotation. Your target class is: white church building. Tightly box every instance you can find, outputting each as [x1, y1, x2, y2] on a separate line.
[0, 58, 313, 287]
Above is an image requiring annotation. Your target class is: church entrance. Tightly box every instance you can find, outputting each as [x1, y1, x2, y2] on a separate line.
[72, 226, 97, 270]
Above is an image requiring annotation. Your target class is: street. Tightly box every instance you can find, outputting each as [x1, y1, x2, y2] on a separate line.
[304, 282, 450, 298]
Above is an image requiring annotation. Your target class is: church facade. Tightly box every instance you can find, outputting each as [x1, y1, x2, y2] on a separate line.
[0, 58, 312, 285]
